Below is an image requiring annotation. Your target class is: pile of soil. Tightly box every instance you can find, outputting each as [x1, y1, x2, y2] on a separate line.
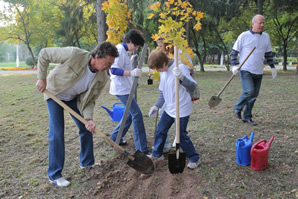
[83, 142, 202, 199]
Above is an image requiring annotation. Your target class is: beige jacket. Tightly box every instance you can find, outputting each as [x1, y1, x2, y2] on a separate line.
[37, 47, 109, 120]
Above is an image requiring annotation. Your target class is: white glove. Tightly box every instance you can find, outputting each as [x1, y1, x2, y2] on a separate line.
[232, 66, 239, 75]
[130, 54, 138, 62]
[271, 68, 277, 79]
[130, 68, 142, 77]
[148, 106, 159, 117]
[173, 67, 184, 80]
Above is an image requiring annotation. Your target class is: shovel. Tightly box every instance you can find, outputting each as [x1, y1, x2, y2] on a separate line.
[44, 89, 155, 175]
[208, 47, 256, 108]
[168, 46, 186, 174]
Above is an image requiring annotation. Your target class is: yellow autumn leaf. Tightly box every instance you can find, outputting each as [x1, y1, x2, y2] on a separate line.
[148, 13, 154, 19]
[102, 1, 109, 9]
[194, 22, 202, 31]
[181, 1, 188, 9]
[149, 2, 161, 11]
[165, 2, 170, 8]
[197, 11, 204, 19]
[168, 0, 174, 4]
[152, 34, 159, 41]
[151, 70, 160, 82]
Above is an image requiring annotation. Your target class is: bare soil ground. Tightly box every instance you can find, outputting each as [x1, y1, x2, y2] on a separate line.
[0, 70, 297, 199]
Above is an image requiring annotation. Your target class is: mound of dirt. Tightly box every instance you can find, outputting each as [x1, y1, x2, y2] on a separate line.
[84, 142, 202, 198]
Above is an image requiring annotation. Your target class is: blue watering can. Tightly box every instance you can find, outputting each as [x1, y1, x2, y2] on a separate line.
[100, 102, 125, 122]
[236, 132, 255, 166]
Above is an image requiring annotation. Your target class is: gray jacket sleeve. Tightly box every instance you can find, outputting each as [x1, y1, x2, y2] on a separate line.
[154, 91, 165, 108]
[230, 49, 239, 66]
[181, 76, 197, 92]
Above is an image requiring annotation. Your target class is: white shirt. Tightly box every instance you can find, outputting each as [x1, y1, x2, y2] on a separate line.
[56, 65, 96, 101]
[109, 44, 133, 95]
[159, 62, 194, 118]
[233, 30, 272, 74]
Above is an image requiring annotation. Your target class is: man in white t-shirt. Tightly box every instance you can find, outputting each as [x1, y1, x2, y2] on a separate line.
[230, 14, 277, 126]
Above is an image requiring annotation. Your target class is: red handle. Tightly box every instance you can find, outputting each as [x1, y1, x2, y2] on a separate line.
[250, 139, 266, 166]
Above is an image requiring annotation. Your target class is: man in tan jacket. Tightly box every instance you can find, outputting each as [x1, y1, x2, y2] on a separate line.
[36, 41, 118, 187]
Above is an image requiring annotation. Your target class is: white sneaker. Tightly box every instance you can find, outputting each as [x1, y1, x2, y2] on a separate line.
[187, 159, 201, 169]
[80, 163, 100, 169]
[49, 177, 70, 187]
[147, 154, 165, 160]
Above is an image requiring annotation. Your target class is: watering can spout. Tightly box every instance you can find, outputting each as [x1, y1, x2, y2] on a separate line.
[268, 136, 275, 147]
[100, 105, 113, 118]
[250, 132, 255, 143]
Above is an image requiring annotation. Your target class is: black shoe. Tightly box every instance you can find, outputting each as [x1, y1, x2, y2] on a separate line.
[242, 119, 257, 126]
[234, 110, 242, 119]
[119, 140, 128, 146]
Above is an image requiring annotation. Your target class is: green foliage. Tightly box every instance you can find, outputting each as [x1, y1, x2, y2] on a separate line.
[0, 42, 16, 62]
[25, 56, 37, 67]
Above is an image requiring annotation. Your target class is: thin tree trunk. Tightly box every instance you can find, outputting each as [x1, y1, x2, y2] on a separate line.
[96, 0, 107, 42]
[283, 43, 288, 71]
[257, 0, 264, 14]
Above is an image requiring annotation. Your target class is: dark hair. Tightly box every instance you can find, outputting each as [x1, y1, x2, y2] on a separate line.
[91, 41, 119, 58]
[147, 50, 169, 70]
[123, 29, 145, 47]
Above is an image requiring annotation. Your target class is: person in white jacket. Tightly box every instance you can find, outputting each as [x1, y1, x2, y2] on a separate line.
[147, 49, 201, 169]
[109, 29, 149, 154]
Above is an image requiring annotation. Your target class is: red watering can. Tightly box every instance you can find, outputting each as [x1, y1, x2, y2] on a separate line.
[250, 136, 275, 171]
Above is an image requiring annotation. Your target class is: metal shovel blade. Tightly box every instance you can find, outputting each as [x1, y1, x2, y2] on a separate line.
[168, 149, 186, 174]
[208, 95, 222, 108]
[127, 150, 155, 175]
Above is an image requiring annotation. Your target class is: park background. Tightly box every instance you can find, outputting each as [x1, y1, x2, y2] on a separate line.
[0, 0, 297, 71]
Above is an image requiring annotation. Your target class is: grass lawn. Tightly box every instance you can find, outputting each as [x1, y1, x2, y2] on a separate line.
[0, 61, 29, 68]
[0, 70, 297, 198]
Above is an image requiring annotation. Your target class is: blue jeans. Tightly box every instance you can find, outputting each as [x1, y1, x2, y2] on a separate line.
[234, 70, 263, 120]
[152, 112, 199, 163]
[47, 98, 94, 181]
[110, 95, 148, 153]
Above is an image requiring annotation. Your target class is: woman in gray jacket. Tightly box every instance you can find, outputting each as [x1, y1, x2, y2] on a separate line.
[36, 42, 118, 187]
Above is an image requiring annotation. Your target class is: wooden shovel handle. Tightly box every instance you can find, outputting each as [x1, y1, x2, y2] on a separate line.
[216, 47, 256, 97]
[43, 89, 135, 161]
[174, 47, 180, 159]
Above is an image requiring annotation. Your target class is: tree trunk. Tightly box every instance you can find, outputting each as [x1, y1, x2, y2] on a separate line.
[96, 0, 107, 42]
[283, 42, 288, 71]
[25, 42, 36, 68]
[257, 0, 264, 14]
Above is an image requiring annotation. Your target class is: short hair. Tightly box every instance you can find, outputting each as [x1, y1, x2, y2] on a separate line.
[147, 50, 169, 70]
[123, 29, 145, 47]
[91, 41, 119, 58]
[252, 14, 265, 23]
